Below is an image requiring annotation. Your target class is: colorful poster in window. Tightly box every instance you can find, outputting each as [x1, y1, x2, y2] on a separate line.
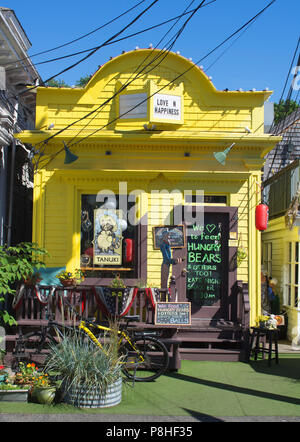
[93, 209, 123, 266]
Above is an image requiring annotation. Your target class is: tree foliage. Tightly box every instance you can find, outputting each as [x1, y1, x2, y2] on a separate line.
[75, 75, 92, 88]
[274, 99, 300, 125]
[0, 243, 49, 326]
[45, 74, 92, 89]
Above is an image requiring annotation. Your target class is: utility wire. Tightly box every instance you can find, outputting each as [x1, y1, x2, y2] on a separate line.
[3, 0, 148, 69]
[35, 0, 205, 169]
[33, 0, 205, 149]
[68, 0, 277, 145]
[7, 2, 217, 75]
[264, 36, 300, 183]
[65, 0, 199, 147]
[36, 0, 276, 171]
[6, 0, 215, 129]
[16, 0, 160, 95]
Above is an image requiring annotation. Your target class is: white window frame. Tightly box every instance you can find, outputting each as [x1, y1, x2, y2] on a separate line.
[284, 241, 300, 308]
[263, 242, 272, 276]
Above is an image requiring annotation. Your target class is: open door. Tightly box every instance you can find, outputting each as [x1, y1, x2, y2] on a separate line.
[173, 206, 238, 321]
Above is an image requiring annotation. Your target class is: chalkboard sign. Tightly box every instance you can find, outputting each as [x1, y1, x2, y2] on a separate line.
[153, 225, 186, 249]
[186, 213, 227, 307]
[155, 302, 191, 325]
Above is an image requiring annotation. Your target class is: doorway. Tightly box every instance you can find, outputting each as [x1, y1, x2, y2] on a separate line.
[173, 206, 238, 321]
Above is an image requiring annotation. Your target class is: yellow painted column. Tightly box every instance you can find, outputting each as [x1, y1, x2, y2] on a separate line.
[248, 171, 262, 325]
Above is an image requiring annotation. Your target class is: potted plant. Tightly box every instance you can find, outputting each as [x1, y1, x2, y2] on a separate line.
[14, 362, 38, 386]
[0, 362, 36, 402]
[56, 269, 85, 287]
[45, 329, 123, 408]
[256, 315, 277, 329]
[0, 382, 30, 402]
[102, 274, 130, 317]
[0, 365, 8, 384]
[109, 274, 127, 296]
[30, 372, 56, 405]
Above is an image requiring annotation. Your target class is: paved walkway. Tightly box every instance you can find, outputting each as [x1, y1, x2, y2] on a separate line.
[1, 413, 300, 422]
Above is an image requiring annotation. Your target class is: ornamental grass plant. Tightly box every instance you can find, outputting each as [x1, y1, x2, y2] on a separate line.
[45, 325, 123, 399]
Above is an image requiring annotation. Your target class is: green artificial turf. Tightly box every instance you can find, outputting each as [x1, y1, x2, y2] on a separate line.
[0, 355, 299, 418]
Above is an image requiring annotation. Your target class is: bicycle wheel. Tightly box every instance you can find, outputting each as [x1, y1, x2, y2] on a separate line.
[120, 336, 169, 382]
[13, 331, 57, 367]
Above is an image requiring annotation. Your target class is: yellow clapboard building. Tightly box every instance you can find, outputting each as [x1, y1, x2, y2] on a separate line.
[16, 49, 281, 357]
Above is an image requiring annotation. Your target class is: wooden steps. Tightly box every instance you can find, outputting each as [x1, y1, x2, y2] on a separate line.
[174, 319, 247, 362]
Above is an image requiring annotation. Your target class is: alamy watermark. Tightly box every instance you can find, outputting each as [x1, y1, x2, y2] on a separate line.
[95, 182, 204, 236]
[292, 65, 300, 91]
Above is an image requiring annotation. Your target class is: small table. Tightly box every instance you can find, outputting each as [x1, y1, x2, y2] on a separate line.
[248, 327, 279, 366]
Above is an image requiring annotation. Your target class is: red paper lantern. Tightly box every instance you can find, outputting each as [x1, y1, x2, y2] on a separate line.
[255, 203, 269, 231]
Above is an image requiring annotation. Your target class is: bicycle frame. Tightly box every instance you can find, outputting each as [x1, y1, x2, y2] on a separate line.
[78, 320, 146, 364]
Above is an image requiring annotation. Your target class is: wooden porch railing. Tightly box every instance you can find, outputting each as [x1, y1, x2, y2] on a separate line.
[13, 285, 169, 328]
[228, 280, 250, 330]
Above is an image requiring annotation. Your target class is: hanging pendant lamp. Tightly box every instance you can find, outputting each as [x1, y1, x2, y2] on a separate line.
[63, 141, 78, 164]
[213, 143, 236, 166]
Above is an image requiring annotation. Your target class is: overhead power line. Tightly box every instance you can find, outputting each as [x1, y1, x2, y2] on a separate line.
[68, 0, 277, 146]
[33, 0, 207, 149]
[3, 0, 148, 69]
[264, 36, 300, 183]
[34, 0, 207, 169]
[65, 0, 201, 147]
[6, 1, 217, 75]
[16, 0, 160, 95]
[34, 0, 277, 172]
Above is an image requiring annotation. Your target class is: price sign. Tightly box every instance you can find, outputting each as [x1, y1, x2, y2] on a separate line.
[155, 302, 191, 326]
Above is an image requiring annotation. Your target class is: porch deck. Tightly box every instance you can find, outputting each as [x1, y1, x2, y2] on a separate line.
[5, 281, 250, 367]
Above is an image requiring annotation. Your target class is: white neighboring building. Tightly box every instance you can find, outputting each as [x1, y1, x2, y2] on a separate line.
[0, 7, 42, 246]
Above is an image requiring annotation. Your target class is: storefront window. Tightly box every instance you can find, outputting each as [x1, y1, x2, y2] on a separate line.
[80, 194, 139, 279]
[263, 242, 272, 276]
[185, 194, 227, 204]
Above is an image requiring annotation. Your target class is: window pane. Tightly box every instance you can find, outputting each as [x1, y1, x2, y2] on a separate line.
[80, 194, 138, 278]
[295, 286, 298, 308]
[288, 285, 291, 305]
[288, 264, 292, 283]
[269, 243, 272, 260]
[296, 242, 299, 263]
[296, 264, 299, 285]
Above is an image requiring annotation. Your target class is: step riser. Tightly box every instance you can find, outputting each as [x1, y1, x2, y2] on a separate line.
[180, 353, 243, 362]
[178, 331, 243, 340]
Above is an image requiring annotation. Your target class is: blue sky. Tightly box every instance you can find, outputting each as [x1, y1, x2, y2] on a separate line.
[8, 0, 300, 103]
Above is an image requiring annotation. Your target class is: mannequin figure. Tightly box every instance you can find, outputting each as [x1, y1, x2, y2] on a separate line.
[160, 230, 180, 289]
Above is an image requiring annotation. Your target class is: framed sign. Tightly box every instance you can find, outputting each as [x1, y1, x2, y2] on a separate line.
[155, 302, 191, 326]
[153, 225, 186, 249]
[93, 209, 123, 266]
[152, 94, 182, 121]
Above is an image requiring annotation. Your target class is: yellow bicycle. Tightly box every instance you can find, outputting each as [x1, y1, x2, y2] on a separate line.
[79, 315, 169, 382]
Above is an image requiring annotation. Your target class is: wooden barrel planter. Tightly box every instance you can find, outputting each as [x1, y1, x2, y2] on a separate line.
[63, 377, 122, 408]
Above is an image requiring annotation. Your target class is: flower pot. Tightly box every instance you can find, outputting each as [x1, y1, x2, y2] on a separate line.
[60, 279, 77, 287]
[0, 389, 29, 402]
[32, 386, 56, 405]
[63, 377, 122, 408]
